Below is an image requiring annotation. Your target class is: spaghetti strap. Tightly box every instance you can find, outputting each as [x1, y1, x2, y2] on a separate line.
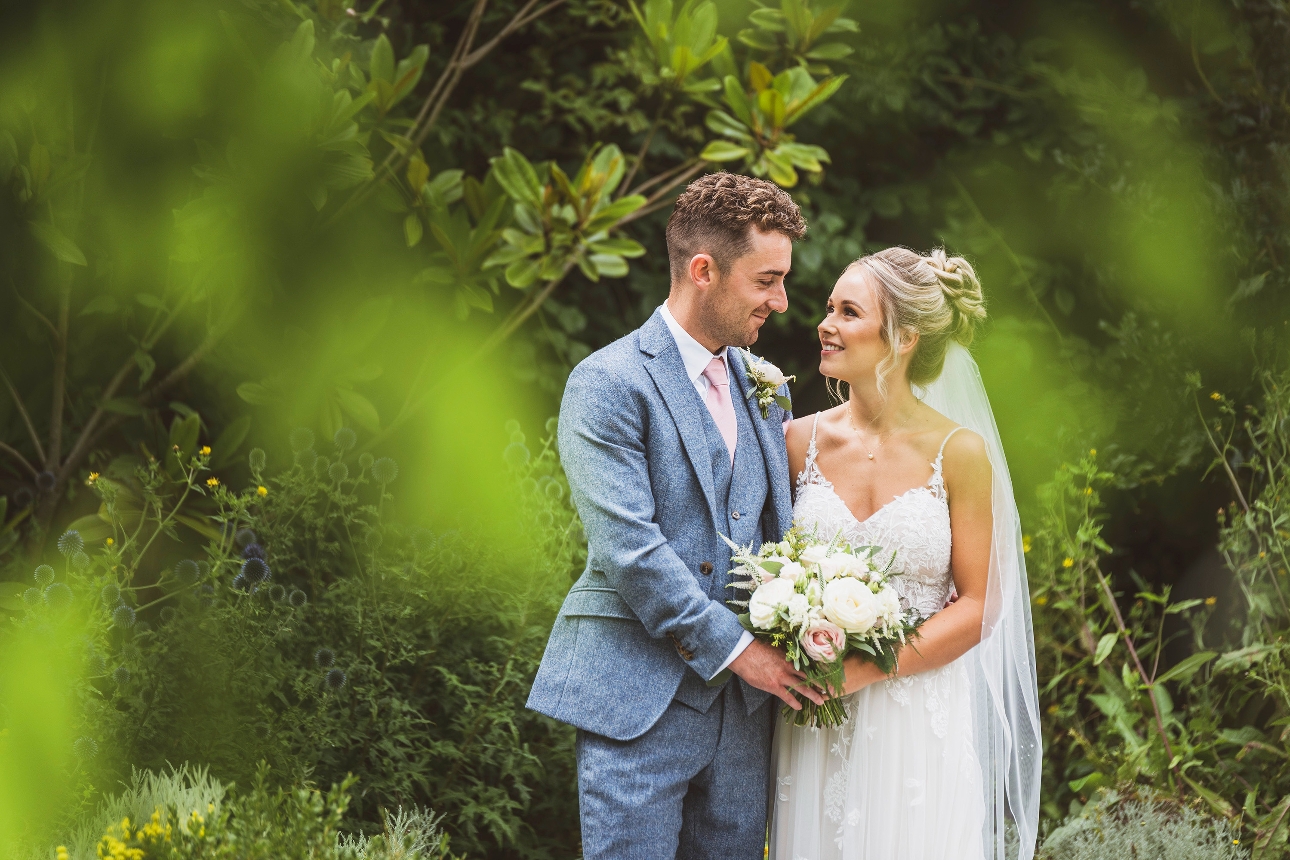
[936, 426, 965, 462]
[796, 413, 831, 493]
[928, 426, 965, 502]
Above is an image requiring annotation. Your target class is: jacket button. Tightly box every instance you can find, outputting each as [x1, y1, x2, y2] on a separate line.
[731, 511, 740, 520]
[699, 562, 714, 575]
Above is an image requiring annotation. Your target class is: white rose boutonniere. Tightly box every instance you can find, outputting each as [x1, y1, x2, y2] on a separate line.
[741, 350, 795, 419]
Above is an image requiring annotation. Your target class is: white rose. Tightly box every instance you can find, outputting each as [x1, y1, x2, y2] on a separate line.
[822, 577, 880, 633]
[875, 586, 902, 625]
[778, 561, 805, 584]
[787, 593, 810, 627]
[756, 361, 790, 387]
[748, 577, 796, 630]
[778, 540, 793, 557]
[799, 544, 829, 566]
[818, 555, 848, 582]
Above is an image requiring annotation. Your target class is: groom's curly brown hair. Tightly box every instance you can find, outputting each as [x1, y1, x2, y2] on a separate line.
[666, 172, 807, 283]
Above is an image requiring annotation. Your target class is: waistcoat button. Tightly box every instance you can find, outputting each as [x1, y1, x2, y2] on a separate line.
[731, 511, 740, 520]
[699, 562, 714, 575]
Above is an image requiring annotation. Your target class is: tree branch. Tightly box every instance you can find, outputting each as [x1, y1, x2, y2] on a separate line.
[0, 364, 47, 463]
[0, 441, 39, 480]
[47, 283, 71, 469]
[617, 160, 707, 227]
[10, 279, 59, 342]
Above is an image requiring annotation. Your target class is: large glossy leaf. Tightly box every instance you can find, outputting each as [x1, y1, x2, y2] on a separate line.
[705, 110, 755, 142]
[784, 74, 848, 127]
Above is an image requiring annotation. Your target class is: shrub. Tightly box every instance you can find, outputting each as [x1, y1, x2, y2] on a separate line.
[1040, 788, 1247, 860]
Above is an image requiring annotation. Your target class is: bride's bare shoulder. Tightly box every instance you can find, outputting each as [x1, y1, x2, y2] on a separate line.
[941, 426, 991, 496]
[786, 407, 841, 474]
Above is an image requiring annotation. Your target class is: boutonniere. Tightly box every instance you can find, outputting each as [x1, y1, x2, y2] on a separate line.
[741, 350, 794, 419]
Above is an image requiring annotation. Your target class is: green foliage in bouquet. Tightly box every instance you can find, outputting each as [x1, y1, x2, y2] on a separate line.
[725, 525, 917, 728]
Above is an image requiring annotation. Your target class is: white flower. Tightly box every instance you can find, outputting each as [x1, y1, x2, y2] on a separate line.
[819, 553, 860, 582]
[875, 586, 902, 625]
[777, 541, 793, 557]
[754, 360, 790, 387]
[787, 593, 810, 627]
[778, 561, 806, 584]
[748, 578, 796, 630]
[822, 577, 880, 633]
[799, 544, 828, 566]
[760, 556, 791, 578]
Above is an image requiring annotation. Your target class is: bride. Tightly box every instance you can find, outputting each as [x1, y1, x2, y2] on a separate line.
[771, 248, 1042, 859]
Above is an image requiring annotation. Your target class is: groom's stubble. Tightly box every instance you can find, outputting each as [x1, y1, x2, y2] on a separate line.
[691, 227, 793, 349]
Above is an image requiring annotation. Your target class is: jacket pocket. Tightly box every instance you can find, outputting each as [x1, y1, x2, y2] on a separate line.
[559, 587, 637, 620]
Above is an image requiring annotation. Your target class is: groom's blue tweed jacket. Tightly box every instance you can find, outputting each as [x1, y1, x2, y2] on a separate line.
[527, 309, 794, 741]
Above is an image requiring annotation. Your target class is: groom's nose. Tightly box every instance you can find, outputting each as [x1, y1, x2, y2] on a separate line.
[766, 282, 788, 314]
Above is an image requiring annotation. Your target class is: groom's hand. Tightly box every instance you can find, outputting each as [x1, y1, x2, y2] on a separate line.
[730, 639, 825, 710]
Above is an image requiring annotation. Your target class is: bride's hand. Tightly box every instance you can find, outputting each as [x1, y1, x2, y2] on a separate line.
[834, 656, 889, 697]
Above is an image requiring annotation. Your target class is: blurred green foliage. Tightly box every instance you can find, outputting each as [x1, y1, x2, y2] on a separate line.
[3, 0, 1290, 855]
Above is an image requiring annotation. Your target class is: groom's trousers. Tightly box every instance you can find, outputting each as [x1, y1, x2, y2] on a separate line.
[575, 681, 775, 860]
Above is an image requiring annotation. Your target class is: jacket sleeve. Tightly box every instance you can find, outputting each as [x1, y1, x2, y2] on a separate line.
[558, 361, 746, 680]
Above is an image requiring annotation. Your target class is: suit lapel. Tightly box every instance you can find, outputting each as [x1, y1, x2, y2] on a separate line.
[728, 349, 794, 535]
[640, 312, 723, 532]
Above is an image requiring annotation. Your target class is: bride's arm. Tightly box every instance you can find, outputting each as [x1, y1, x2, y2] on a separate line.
[838, 429, 994, 694]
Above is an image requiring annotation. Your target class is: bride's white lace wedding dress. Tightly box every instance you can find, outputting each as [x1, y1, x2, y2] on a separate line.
[769, 414, 986, 860]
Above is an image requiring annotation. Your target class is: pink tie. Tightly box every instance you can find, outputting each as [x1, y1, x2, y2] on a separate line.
[702, 356, 737, 462]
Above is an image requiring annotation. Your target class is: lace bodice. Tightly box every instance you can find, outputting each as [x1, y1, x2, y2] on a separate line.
[793, 415, 963, 618]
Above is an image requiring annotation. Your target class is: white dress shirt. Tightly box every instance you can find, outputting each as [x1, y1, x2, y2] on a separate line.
[658, 302, 754, 678]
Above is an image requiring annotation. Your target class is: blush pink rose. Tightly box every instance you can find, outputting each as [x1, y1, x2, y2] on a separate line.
[800, 619, 847, 663]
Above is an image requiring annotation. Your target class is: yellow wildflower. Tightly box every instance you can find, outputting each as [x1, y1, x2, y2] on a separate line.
[1022, 535, 1032, 553]
[1062, 557, 1074, 568]
[1211, 392, 1222, 401]
[56, 847, 69, 860]
[86, 472, 99, 486]
[1084, 487, 1093, 496]
[1035, 596, 1048, 606]
[1089, 448, 1097, 457]
[257, 485, 268, 497]
[199, 445, 211, 456]
[106, 537, 115, 547]
[206, 477, 219, 488]
[1047, 704, 1059, 715]
[1205, 596, 1217, 606]
[1259, 551, 1267, 559]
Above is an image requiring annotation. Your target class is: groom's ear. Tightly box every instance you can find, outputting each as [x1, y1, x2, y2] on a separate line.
[688, 252, 719, 290]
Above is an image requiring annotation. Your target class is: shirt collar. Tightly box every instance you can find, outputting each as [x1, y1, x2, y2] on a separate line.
[659, 301, 727, 384]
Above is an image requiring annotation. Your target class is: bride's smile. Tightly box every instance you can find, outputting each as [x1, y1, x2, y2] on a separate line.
[816, 265, 918, 384]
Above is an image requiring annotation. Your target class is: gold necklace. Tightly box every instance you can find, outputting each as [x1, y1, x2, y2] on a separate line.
[847, 409, 909, 460]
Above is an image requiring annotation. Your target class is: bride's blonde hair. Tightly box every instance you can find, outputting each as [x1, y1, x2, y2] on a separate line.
[828, 247, 986, 402]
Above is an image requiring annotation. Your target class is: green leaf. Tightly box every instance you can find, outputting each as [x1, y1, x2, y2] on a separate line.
[1093, 632, 1116, 666]
[333, 388, 380, 433]
[705, 109, 755, 142]
[490, 148, 543, 207]
[775, 395, 792, 411]
[505, 258, 543, 289]
[369, 34, 394, 84]
[701, 140, 751, 162]
[210, 415, 252, 468]
[1254, 794, 1290, 858]
[135, 294, 166, 310]
[28, 221, 87, 266]
[134, 350, 156, 388]
[584, 195, 646, 233]
[79, 295, 119, 316]
[1154, 651, 1217, 686]
[1180, 774, 1234, 819]
[236, 382, 275, 405]
[587, 238, 646, 258]
[1067, 772, 1107, 794]
[459, 283, 494, 312]
[1165, 598, 1204, 615]
[760, 149, 798, 187]
[169, 412, 201, 460]
[404, 213, 423, 247]
[805, 41, 852, 60]
[590, 254, 629, 278]
[101, 397, 145, 416]
[784, 74, 847, 127]
[722, 75, 755, 125]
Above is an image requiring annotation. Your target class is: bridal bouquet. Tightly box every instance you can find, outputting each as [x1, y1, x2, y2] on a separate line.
[725, 527, 920, 728]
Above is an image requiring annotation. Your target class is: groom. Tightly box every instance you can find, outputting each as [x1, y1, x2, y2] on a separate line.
[528, 172, 819, 859]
